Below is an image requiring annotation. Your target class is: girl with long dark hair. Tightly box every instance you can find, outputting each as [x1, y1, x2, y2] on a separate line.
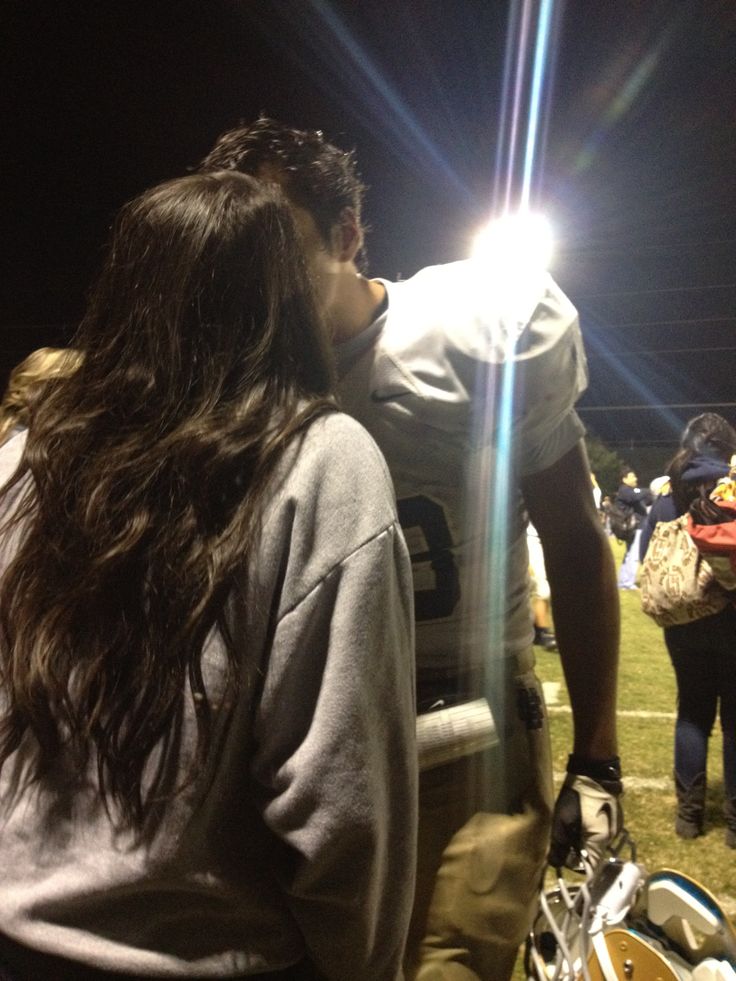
[640, 412, 736, 847]
[0, 172, 416, 979]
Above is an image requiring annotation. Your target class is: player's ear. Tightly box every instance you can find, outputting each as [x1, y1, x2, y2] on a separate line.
[330, 207, 363, 263]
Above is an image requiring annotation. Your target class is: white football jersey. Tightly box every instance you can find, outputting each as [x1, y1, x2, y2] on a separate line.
[337, 260, 587, 681]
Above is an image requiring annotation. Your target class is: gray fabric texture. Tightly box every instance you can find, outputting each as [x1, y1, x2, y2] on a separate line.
[0, 415, 417, 980]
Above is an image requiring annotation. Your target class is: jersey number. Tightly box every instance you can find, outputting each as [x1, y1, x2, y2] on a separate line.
[397, 495, 460, 621]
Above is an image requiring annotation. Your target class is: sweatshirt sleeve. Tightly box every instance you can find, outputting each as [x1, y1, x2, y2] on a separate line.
[249, 427, 417, 981]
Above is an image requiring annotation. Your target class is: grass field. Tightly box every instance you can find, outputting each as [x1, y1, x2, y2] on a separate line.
[510, 537, 735, 979]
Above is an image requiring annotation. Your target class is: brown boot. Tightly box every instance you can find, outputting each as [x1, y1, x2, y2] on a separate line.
[725, 798, 736, 849]
[674, 772, 706, 839]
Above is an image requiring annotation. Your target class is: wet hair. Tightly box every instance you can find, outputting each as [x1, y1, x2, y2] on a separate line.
[0, 171, 336, 831]
[667, 412, 736, 513]
[200, 116, 368, 259]
[0, 347, 82, 446]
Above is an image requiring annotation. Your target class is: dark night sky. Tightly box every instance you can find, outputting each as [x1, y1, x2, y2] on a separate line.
[3, 0, 736, 448]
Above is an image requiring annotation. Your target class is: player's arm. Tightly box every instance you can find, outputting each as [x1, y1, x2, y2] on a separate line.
[521, 438, 622, 865]
[522, 438, 618, 758]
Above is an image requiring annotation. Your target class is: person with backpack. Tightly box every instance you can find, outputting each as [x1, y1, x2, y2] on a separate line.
[639, 413, 736, 846]
[614, 468, 651, 590]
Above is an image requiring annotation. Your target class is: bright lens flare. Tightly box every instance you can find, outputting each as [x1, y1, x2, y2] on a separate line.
[471, 212, 554, 272]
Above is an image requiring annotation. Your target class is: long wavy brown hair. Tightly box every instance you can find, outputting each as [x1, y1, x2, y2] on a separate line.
[0, 171, 335, 829]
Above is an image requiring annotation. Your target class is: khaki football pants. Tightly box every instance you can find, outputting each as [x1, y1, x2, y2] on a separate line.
[405, 653, 554, 981]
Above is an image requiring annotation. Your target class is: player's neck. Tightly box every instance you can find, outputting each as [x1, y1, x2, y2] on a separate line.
[329, 275, 386, 344]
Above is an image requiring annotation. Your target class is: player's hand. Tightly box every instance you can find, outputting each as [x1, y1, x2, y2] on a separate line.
[549, 773, 623, 869]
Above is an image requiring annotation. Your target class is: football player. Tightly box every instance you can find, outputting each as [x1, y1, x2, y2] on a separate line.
[201, 119, 622, 981]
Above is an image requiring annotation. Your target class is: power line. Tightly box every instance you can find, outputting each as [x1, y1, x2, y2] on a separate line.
[562, 238, 736, 258]
[574, 283, 736, 300]
[587, 345, 736, 359]
[602, 440, 680, 446]
[583, 315, 736, 329]
[579, 402, 736, 412]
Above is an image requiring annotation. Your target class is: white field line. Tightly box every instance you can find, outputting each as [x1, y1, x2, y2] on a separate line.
[548, 706, 677, 720]
[543, 683, 736, 920]
[553, 771, 670, 791]
[722, 897, 736, 917]
[542, 682, 563, 704]
[542, 682, 675, 719]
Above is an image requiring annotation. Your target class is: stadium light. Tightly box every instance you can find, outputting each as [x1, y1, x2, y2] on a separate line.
[471, 211, 554, 273]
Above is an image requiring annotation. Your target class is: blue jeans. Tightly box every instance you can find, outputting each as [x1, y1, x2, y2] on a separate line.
[664, 605, 736, 800]
[617, 528, 641, 589]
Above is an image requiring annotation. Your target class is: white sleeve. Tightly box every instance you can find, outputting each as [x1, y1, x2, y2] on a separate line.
[379, 264, 587, 476]
[512, 274, 588, 476]
[251, 520, 417, 981]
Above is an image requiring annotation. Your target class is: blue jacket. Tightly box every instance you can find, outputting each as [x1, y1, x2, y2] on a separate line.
[639, 454, 730, 560]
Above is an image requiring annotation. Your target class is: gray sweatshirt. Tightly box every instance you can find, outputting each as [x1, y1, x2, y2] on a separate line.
[0, 414, 417, 979]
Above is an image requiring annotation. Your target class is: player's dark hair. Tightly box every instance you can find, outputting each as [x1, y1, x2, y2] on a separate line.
[200, 116, 368, 261]
[668, 412, 736, 512]
[0, 171, 336, 832]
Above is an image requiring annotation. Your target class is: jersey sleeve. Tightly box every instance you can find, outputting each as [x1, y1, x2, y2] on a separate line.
[510, 274, 588, 476]
[378, 263, 587, 473]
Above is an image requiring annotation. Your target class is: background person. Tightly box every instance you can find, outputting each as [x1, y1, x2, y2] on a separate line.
[640, 412, 736, 847]
[600, 495, 613, 536]
[0, 172, 417, 980]
[0, 346, 82, 446]
[527, 522, 558, 652]
[200, 118, 622, 981]
[615, 467, 650, 590]
[648, 474, 671, 501]
[590, 471, 602, 511]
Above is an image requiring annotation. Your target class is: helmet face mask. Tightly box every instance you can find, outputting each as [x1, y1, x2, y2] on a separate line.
[525, 837, 736, 981]
[525, 854, 652, 980]
[636, 871, 736, 976]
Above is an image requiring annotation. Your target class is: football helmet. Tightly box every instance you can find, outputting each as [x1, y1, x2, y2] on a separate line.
[526, 833, 736, 980]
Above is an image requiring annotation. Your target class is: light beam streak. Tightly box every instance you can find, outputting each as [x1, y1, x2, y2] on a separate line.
[521, 0, 556, 208]
[468, 1, 563, 735]
[573, 14, 683, 174]
[493, 0, 562, 215]
[305, 0, 468, 196]
[581, 323, 686, 439]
